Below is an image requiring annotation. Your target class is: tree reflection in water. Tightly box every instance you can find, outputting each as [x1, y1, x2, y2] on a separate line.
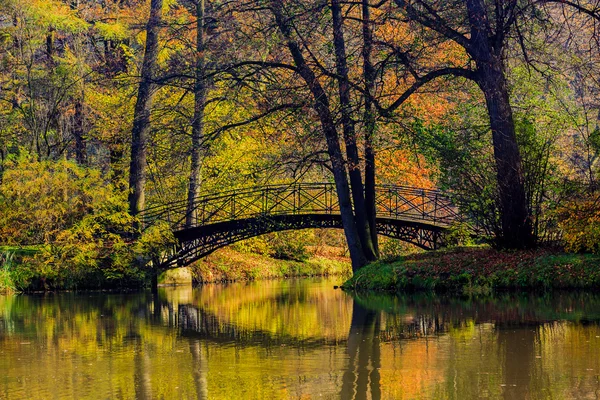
[341, 299, 382, 400]
[3, 281, 600, 398]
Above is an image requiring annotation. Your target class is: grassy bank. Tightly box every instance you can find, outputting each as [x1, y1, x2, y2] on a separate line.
[343, 247, 600, 294]
[189, 248, 351, 283]
[0, 246, 42, 294]
[0, 244, 350, 292]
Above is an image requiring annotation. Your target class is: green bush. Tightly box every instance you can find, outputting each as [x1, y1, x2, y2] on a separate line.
[0, 152, 176, 290]
[0, 252, 16, 293]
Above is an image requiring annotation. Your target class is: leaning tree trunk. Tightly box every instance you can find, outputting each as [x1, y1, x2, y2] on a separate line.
[270, 1, 367, 271]
[128, 0, 163, 219]
[361, 0, 379, 256]
[331, 0, 377, 262]
[186, 0, 208, 228]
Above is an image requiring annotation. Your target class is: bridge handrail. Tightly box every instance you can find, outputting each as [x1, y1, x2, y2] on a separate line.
[139, 182, 461, 230]
[141, 183, 450, 214]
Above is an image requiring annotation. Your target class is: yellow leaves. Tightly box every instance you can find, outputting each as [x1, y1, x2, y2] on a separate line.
[0, 152, 124, 245]
[95, 22, 129, 41]
[22, 0, 89, 33]
[557, 196, 600, 254]
[135, 222, 176, 260]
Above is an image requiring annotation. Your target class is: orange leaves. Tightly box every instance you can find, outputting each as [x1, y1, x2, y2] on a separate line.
[376, 148, 436, 189]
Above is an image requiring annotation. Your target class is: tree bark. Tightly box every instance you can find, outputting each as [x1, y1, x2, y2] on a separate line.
[73, 99, 87, 165]
[466, 0, 534, 248]
[386, 0, 535, 248]
[331, 0, 377, 261]
[128, 0, 163, 218]
[478, 67, 533, 248]
[361, 0, 379, 256]
[270, 1, 367, 271]
[186, 0, 208, 228]
[46, 29, 54, 58]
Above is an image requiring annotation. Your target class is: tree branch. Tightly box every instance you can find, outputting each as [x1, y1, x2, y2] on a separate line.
[378, 67, 476, 117]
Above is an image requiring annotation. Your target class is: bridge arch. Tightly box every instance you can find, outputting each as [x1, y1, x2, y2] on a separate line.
[141, 183, 460, 269]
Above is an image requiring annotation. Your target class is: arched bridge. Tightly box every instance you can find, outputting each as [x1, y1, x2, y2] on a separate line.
[141, 183, 461, 269]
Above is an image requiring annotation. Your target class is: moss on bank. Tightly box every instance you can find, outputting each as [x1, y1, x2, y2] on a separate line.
[190, 248, 351, 283]
[343, 247, 600, 293]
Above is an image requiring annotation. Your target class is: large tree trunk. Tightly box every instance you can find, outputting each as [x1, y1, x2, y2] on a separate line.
[331, 0, 377, 262]
[270, 1, 367, 271]
[128, 0, 163, 218]
[467, 0, 533, 248]
[186, 0, 207, 228]
[478, 68, 533, 248]
[361, 0, 379, 256]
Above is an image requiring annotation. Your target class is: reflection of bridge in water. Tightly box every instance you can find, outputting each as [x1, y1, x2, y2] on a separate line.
[141, 183, 462, 268]
[169, 293, 592, 348]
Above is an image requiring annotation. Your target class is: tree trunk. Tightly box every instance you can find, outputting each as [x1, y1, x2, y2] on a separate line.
[270, 1, 367, 271]
[46, 29, 54, 58]
[331, 0, 377, 262]
[73, 99, 87, 165]
[128, 0, 163, 218]
[478, 68, 533, 248]
[466, 0, 533, 248]
[361, 0, 379, 256]
[186, 0, 207, 228]
[110, 142, 126, 187]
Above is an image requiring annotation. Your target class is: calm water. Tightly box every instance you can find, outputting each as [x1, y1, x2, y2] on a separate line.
[2, 279, 600, 399]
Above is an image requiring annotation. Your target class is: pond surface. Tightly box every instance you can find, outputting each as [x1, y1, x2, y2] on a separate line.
[2, 279, 600, 399]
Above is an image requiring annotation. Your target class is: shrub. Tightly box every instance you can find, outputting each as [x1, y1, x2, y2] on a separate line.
[0, 252, 16, 293]
[557, 194, 600, 253]
[0, 152, 176, 289]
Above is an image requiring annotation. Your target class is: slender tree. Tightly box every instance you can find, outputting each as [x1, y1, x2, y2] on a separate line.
[268, 0, 368, 270]
[186, 0, 208, 228]
[128, 0, 163, 217]
[361, 0, 379, 256]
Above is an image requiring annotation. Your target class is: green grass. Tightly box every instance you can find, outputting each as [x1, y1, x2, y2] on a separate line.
[0, 252, 17, 294]
[343, 247, 600, 293]
[0, 245, 41, 257]
[0, 246, 43, 293]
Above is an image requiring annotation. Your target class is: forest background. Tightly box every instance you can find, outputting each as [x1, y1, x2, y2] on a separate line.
[1, 0, 600, 290]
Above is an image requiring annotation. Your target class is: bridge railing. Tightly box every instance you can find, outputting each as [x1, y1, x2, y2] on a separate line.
[140, 183, 460, 231]
[376, 184, 459, 225]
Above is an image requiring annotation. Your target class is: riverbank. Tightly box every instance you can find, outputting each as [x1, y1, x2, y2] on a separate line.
[184, 248, 351, 284]
[0, 246, 351, 293]
[342, 247, 600, 294]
